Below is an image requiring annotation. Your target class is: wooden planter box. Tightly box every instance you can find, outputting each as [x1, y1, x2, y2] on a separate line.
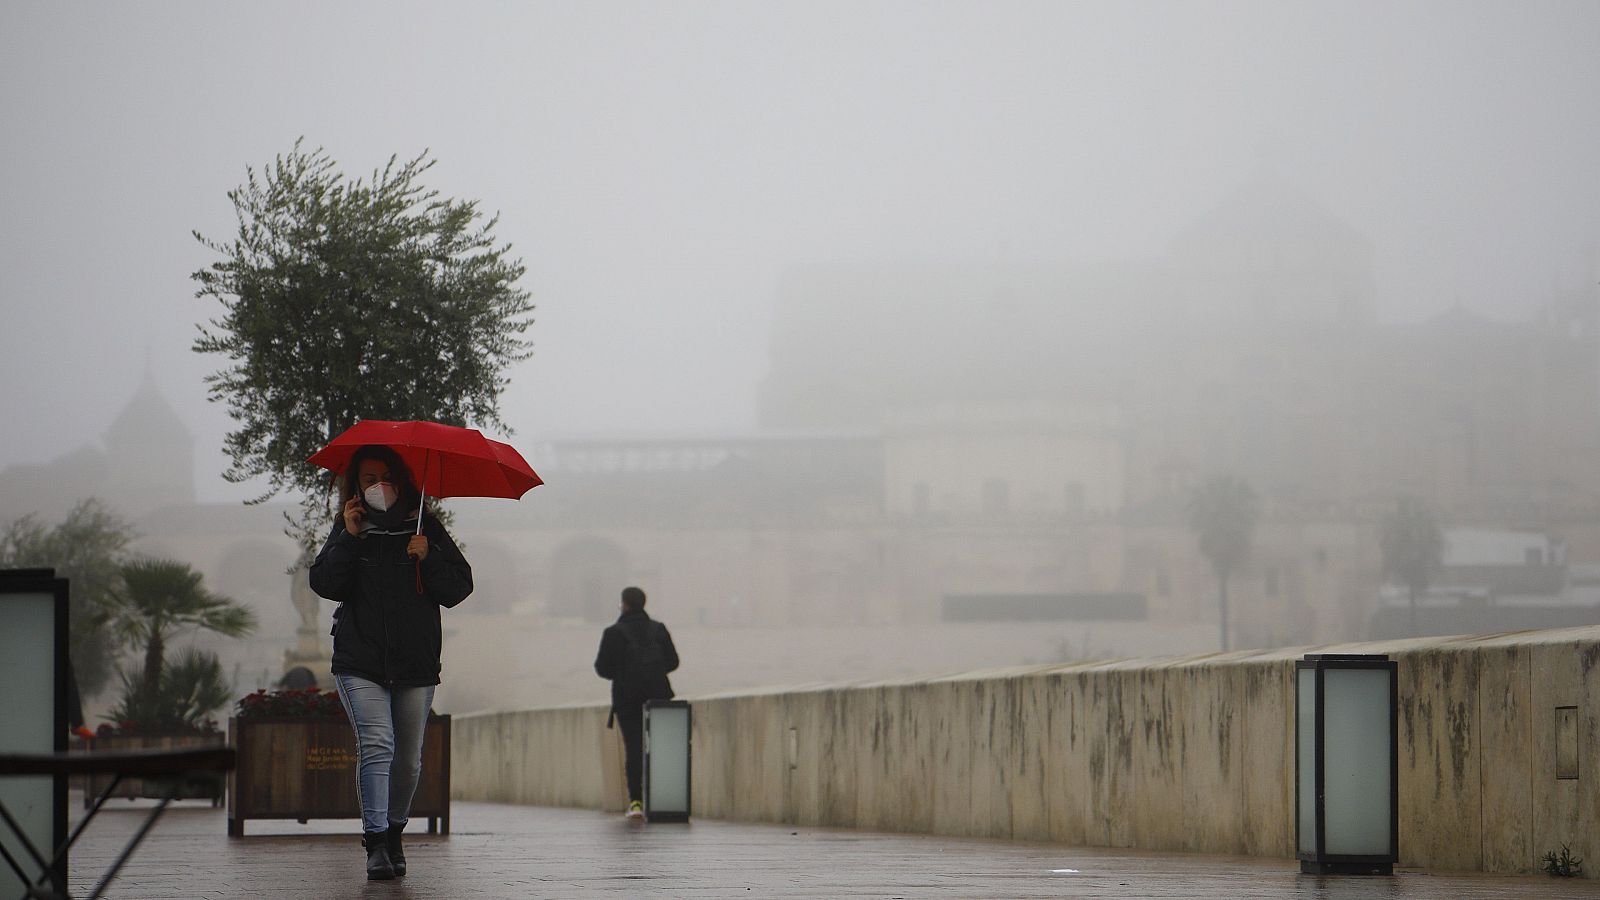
[80, 733, 228, 808]
[226, 714, 450, 836]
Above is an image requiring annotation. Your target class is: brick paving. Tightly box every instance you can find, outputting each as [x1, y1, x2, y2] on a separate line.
[62, 798, 1594, 899]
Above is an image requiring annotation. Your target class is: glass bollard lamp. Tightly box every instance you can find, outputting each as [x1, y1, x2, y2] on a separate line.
[1296, 653, 1398, 875]
[643, 700, 692, 823]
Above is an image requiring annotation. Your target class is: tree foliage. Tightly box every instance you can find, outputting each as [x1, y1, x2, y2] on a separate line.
[191, 140, 534, 554]
[0, 499, 135, 695]
[1185, 475, 1260, 651]
[1380, 495, 1443, 636]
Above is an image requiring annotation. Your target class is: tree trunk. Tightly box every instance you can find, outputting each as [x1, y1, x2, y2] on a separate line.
[141, 631, 165, 711]
[1219, 572, 1231, 652]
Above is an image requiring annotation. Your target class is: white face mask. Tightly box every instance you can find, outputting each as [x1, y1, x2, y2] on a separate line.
[363, 482, 399, 512]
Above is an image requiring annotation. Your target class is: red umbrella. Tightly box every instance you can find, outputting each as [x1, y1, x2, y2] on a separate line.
[307, 420, 542, 534]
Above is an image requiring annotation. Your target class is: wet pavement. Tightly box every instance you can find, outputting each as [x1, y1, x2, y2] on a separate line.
[62, 799, 1596, 898]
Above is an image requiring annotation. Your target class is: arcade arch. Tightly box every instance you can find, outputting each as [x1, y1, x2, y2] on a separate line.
[548, 537, 629, 623]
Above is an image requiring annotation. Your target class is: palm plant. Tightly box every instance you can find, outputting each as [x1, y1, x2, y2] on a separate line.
[1185, 475, 1259, 652]
[102, 558, 257, 717]
[1380, 496, 1443, 637]
[108, 647, 235, 731]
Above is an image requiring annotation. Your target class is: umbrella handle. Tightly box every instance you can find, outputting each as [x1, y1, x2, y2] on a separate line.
[415, 483, 426, 594]
[417, 450, 430, 536]
[413, 451, 432, 593]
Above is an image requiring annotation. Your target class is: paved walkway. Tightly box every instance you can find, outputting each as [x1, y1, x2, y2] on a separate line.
[65, 799, 1592, 898]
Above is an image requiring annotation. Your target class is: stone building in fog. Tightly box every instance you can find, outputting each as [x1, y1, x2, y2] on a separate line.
[0, 370, 196, 523]
[749, 178, 1600, 644]
[6, 180, 1596, 660]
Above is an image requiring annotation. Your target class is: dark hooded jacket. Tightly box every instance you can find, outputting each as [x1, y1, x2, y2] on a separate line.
[594, 609, 679, 711]
[309, 514, 472, 687]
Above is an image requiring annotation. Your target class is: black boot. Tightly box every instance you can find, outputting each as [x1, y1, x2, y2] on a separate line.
[363, 831, 395, 881]
[386, 821, 407, 876]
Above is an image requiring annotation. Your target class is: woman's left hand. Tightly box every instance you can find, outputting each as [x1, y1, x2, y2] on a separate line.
[407, 536, 429, 561]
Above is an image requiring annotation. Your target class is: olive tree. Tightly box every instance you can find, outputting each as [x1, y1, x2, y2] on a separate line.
[192, 140, 534, 557]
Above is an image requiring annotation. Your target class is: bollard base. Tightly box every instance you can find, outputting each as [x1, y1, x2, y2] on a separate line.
[1301, 860, 1393, 876]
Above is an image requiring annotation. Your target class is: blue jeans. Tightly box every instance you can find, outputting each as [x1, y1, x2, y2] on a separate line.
[334, 674, 435, 834]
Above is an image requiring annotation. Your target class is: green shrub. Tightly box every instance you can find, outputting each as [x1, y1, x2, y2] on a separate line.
[106, 648, 231, 734]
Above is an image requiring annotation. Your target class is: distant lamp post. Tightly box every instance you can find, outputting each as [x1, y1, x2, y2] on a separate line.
[1296, 654, 1398, 875]
[642, 700, 691, 823]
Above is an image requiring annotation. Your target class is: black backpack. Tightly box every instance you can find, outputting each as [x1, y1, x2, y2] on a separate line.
[618, 620, 670, 703]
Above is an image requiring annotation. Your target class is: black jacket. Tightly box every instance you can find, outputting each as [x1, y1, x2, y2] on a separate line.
[594, 610, 679, 710]
[309, 515, 472, 687]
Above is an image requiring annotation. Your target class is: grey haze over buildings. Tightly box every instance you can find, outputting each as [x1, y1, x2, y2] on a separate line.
[2, 1, 1598, 504]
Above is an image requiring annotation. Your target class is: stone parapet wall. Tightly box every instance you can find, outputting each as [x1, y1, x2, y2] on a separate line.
[451, 627, 1600, 876]
[452, 704, 627, 812]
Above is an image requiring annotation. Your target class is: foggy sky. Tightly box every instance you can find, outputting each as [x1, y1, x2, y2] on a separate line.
[2, 1, 1597, 503]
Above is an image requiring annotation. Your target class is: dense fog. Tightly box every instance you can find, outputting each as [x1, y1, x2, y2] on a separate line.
[2, 2, 1598, 716]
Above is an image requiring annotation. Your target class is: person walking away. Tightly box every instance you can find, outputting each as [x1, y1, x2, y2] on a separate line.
[594, 586, 680, 819]
[310, 445, 473, 880]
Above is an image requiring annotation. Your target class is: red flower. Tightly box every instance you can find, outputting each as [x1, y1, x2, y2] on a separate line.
[234, 687, 350, 719]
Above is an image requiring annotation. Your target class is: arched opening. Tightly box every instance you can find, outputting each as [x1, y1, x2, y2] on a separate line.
[548, 537, 628, 623]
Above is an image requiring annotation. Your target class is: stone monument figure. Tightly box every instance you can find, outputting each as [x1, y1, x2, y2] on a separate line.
[282, 566, 333, 689]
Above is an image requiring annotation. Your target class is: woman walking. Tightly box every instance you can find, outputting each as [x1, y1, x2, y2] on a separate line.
[310, 445, 473, 880]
